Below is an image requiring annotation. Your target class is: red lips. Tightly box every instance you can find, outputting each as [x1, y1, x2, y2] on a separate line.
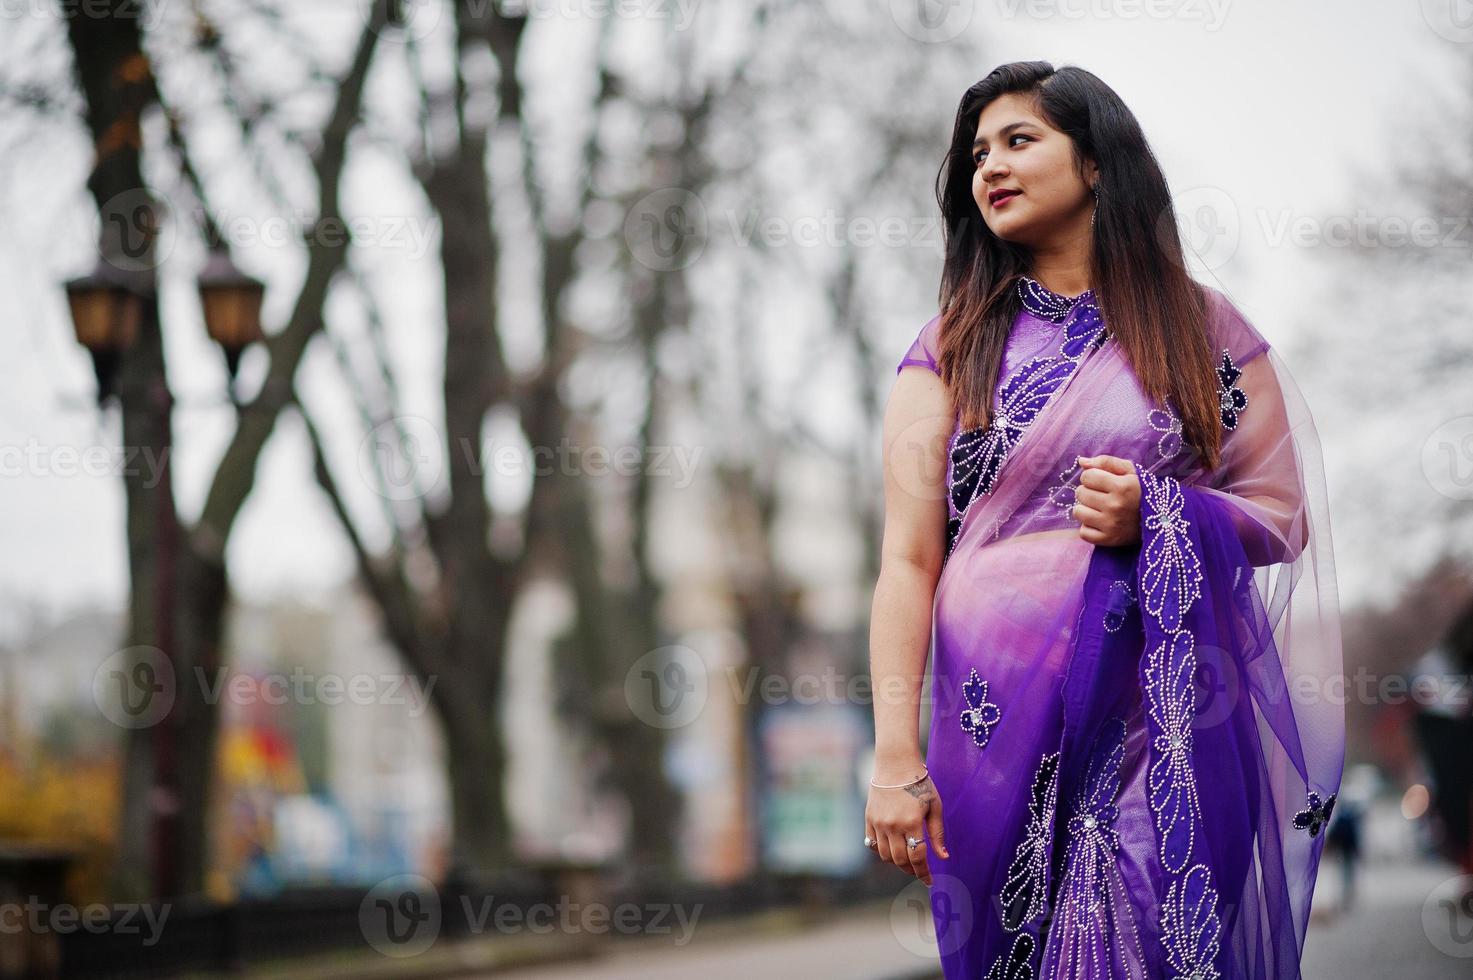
[989, 189, 1021, 206]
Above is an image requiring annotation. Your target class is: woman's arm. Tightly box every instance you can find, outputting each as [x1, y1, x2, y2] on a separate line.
[871, 365, 949, 771]
[867, 362, 952, 884]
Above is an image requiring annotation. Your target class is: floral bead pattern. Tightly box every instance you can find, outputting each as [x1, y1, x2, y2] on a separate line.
[1102, 579, 1136, 633]
[984, 932, 1038, 980]
[943, 279, 1109, 563]
[1139, 473, 1203, 633]
[1216, 348, 1249, 430]
[1043, 463, 1081, 519]
[1136, 468, 1224, 979]
[1048, 718, 1147, 973]
[959, 667, 1002, 749]
[1148, 404, 1184, 458]
[999, 751, 1061, 933]
[1293, 791, 1337, 838]
[1016, 275, 1084, 323]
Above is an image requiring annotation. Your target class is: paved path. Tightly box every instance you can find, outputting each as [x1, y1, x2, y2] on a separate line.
[1302, 856, 1471, 979]
[480, 858, 1473, 980]
[484, 900, 940, 980]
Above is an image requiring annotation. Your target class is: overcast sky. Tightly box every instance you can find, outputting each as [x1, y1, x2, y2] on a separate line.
[0, 0, 1463, 629]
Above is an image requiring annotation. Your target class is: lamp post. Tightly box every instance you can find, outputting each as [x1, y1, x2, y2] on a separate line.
[64, 260, 146, 404]
[197, 247, 265, 390]
[63, 240, 265, 899]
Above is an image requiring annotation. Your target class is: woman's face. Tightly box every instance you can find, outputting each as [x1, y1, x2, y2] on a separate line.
[971, 93, 1097, 248]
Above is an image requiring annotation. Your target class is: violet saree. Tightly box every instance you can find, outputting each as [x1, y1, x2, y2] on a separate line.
[893, 277, 1344, 979]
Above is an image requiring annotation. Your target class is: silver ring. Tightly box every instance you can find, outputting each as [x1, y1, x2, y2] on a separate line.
[863, 835, 876, 849]
[906, 835, 922, 849]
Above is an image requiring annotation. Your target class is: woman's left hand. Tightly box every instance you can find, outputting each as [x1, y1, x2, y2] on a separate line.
[1072, 454, 1142, 547]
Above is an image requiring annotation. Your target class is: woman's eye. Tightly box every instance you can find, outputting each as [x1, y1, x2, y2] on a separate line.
[974, 134, 1030, 165]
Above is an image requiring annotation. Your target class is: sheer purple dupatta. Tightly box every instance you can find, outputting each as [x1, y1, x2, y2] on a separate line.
[1052, 300, 1345, 978]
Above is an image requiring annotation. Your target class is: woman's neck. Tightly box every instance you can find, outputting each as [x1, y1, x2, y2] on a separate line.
[1026, 266, 1091, 299]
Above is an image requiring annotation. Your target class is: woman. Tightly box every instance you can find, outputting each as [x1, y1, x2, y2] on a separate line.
[867, 62, 1344, 980]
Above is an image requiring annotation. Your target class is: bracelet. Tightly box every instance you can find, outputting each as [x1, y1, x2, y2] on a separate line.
[870, 765, 928, 790]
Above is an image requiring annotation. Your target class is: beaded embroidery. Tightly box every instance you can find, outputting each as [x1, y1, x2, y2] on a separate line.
[1161, 863, 1223, 979]
[1017, 275, 1093, 323]
[1216, 348, 1249, 430]
[984, 932, 1037, 980]
[1145, 630, 1202, 874]
[943, 288, 1109, 563]
[999, 750, 1061, 932]
[1136, 468, 1224, 979]
[1292, 791, 1337, 837]
[1043, 464, 1079, 518]
[1149, 404, 1184, 458]
[1139, 472, 1202, 633]
[1102, 579, 1136, 634]
[959, 667, 1002, 749]
[1048, 718, 1147, 974]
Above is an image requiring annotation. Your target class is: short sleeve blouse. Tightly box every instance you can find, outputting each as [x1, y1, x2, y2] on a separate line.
[896, 314, 943, 375]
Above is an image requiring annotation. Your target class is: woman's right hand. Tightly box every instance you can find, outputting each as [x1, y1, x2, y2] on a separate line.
[864, 766, 949, 886]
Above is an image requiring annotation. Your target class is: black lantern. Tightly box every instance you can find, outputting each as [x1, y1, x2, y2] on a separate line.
[65, 260, 145, 404]
[197, 247, 265, 386]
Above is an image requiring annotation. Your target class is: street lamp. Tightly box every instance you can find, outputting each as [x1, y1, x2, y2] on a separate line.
[64, 260, 145, 404]
[197, 247, 265, 389]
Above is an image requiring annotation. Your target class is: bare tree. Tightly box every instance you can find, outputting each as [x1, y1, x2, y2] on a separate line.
[61, 0, 388, 897]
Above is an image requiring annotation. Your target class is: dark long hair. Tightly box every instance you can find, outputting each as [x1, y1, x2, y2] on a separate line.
[934, 61, 1223, 471]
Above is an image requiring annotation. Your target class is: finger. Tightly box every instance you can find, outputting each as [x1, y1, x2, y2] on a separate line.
[926, 802, 950, 860]
[892, 825, 920, 876]
[876, 831, 895, 865]
[1077, 466, 1118, 492]
[1077, 524, 1109, 545]
[887, 832, 911, 874]
[1075, 485, 1111, 511]
[1080, 453, 1133, 476]
[907, 835, 932, 885]
[864, 823, 879, 855]
[1072, 502, 1105, 528]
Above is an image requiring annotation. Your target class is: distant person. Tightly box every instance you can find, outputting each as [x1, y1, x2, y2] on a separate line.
[1327, 801, 1363, 911]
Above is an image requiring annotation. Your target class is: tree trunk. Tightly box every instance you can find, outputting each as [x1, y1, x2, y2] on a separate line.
[173, 549, 230, 896]
[440, 682, 512, 873]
